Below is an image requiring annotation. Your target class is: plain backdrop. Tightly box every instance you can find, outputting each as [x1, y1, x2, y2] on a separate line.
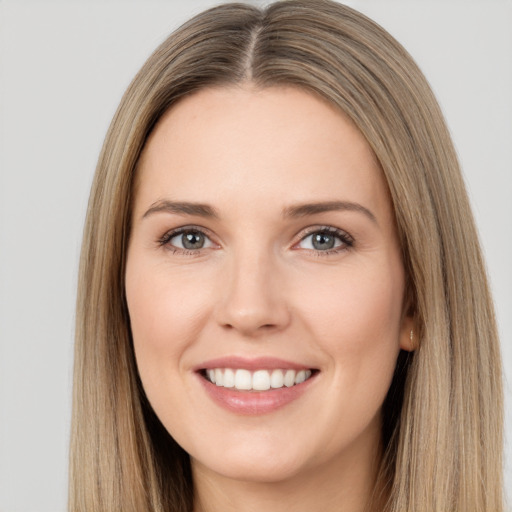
[0, 1, 511, 511]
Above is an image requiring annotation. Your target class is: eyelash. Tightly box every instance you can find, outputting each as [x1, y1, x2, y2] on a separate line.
[157, 225, 354, 256]
[296, 226, 354, 256]
[157, 226, 215, 256]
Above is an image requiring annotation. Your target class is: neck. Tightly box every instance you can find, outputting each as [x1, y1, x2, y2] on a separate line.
[191, 423, 386, 512]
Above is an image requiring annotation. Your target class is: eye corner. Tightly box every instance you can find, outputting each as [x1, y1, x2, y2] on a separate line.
[293, 225, 354, 255]
[157, 225, 219, 254]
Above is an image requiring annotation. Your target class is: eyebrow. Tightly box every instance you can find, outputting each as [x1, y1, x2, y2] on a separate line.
[283, 201, 377, 224]
[142, 200, 220, 219]
[142, 199, 377, 225]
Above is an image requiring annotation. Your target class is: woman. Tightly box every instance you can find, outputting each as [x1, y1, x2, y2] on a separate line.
[70, 1, 504, 511]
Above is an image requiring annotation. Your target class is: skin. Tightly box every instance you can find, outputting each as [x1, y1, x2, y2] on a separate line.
[125, 85, 414, 512]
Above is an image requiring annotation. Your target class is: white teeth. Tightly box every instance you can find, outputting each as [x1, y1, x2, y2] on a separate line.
[270, 369, 284, 388]
[295, 370, 306, 384]
[284, 369, 295, 387]
[223, 368, 235, 388]
[252, 370, 271, 391]
[205, 368, 313, 391]
[235, 369, 252, 390]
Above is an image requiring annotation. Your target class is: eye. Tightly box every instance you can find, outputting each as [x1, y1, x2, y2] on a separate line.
[160, 228, 215, 252]
[297, 227, 353, 253]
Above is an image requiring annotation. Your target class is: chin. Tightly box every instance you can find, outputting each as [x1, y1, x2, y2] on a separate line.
[202, 458, 306, 484]
[190, 441, 311, 484]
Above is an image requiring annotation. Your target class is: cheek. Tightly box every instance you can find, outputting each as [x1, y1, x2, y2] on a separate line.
[125, 258, 211, 394]
[296, 260, 404, 396]
[292, 261, 404, 450]
[303, 255, 404, 339]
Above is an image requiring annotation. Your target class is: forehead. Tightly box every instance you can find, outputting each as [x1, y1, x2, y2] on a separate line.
[134, 85, 392, 222]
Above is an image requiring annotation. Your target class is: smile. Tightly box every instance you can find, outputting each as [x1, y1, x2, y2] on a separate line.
[196, 358, 319, 414]
[204, 368, 314, 391]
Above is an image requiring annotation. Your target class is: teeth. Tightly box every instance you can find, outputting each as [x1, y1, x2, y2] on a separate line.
[252, 370, 271, 391]
[234, 369, 252, 390]
[295, 370, 307, 384]
[223, 368, 235, 388]
[270, 369, 284, 388]
[205, 368, 313, 391]
[284, 369, 295, 387]
[214, 368, 224, 387]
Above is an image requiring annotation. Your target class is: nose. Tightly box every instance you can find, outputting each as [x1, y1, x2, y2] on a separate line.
[214, 250, 291, 337]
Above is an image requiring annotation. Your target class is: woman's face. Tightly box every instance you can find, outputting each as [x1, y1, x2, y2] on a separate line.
[126, 86, 413, 484]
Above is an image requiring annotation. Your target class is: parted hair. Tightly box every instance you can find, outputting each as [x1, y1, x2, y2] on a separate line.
[70, 1, 503, 511]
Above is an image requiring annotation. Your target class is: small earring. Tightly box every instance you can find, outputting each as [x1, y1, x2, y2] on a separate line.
[410, 329, 414, 342]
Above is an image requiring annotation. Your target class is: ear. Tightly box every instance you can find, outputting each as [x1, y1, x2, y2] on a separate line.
[399, 313, 417, 352]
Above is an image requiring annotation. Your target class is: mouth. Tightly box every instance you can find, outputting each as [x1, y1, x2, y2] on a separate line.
[200, 367, 317, 391]
[195, 357, 319, 414]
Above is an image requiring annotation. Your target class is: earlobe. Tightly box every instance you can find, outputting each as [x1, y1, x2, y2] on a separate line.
[399, 316, 417, 352]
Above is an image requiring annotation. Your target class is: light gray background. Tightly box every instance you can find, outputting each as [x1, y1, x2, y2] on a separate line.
[0, 1, 511, 511]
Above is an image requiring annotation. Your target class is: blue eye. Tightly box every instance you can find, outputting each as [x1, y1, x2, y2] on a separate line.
[298, 228, 352, 252]
[161, 228, 214, 251]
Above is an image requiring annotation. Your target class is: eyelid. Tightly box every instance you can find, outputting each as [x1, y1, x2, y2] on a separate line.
[293, 225, 354, 253]
[157, 224, 353, 255]
[158, 225, 218, 252]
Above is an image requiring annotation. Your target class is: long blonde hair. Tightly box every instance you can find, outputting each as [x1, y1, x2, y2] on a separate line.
[70, 1, 503, 510]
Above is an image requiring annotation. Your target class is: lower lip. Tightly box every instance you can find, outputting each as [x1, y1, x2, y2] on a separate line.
[197, 373, 317, 415]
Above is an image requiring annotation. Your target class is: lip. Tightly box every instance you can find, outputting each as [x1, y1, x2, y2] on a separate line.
[194, 356, 313, 372]
[194, 356, 319, 415]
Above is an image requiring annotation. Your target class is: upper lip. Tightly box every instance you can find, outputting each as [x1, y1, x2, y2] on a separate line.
[194, 356, 317, 372]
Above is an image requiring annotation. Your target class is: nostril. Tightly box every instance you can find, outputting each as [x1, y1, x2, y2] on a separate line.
[221, 322, 276, 331]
